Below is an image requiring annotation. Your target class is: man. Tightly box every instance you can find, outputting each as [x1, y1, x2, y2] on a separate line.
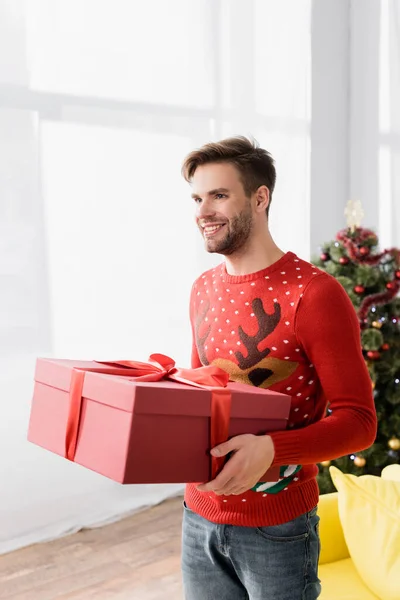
[180, 136, 377, 600]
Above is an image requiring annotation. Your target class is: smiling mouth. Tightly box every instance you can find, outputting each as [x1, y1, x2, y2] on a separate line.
[203, 224, 226, 237]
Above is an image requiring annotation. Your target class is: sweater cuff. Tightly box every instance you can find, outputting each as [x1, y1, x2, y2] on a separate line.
[269, 430, 301, 467]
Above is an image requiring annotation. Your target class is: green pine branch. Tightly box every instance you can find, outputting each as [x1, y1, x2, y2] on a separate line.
[313, 227, 400, 493]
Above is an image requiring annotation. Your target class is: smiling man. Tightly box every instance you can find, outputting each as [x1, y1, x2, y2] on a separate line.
[180, 137, 377, 600]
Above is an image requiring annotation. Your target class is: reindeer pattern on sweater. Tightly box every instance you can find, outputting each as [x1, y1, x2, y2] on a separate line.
[190, 253, 315, 492]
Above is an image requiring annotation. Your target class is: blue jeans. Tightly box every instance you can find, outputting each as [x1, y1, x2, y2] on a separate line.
[181, 503, 321, 600]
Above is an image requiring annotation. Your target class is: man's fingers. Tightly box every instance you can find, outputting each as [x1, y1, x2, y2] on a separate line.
[197, 437, 254, 493]
[197, 475, 251, 495]
[211, 478, 236, 495]
[211, 439, 236, 457]
[196, 467, 235, 492]
[215, 483, 251, 496]
[218, 482, 250, 496]
[231, 487, 251, 496]
[211, 434, 250, 457]
[196, 454, 242, 492]
[197, 476, 234, 493]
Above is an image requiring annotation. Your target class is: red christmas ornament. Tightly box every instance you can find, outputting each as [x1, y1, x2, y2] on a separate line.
[395, 270, 400, 280]
[382, 343, 390, 351]
[320, 252, 329, 262]
[386, 281, 397, 291]
[354, 285, 365, 294]
[359, 246, 370, 256]
[339, 256, 349, 265]
[367, 350, 381, 360]
[337, 227, 398, 266]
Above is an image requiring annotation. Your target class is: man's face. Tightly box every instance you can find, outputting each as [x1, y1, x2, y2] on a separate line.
[191, 162, 254, 256]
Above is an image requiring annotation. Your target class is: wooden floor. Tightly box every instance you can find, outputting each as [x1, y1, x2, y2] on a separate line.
[0, 496, 184, 600]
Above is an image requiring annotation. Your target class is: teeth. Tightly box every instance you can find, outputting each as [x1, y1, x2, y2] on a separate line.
[204, 224, 223, 233]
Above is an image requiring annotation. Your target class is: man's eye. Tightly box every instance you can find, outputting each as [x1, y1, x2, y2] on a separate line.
[216, 194, 226, 199]
[193, 197, 202, 204]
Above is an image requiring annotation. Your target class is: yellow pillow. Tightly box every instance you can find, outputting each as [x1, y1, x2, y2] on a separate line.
[317, 492, 349, 564]
[329, 466, 400, 600]
[382, 463, 400, 482]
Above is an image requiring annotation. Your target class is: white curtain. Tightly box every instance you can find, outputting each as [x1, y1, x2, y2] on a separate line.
[379, 0, 400, 248]
[0, 0, 311, 553]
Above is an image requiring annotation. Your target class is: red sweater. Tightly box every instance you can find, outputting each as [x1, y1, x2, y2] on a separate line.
[184, 251, 377, 526]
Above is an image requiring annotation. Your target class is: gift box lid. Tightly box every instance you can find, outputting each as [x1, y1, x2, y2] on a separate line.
[34, 358, 291, 419]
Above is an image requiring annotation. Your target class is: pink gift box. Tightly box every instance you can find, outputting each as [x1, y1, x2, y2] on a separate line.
[28, 357, 291, 484]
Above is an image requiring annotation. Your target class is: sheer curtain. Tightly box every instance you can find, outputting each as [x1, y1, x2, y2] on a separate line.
[379, 0, 400, 248]
[0, 0, 311, 553]
[27, 0, 311, 358]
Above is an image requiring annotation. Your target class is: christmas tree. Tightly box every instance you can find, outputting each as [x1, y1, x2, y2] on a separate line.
[313, 201, 400, 494]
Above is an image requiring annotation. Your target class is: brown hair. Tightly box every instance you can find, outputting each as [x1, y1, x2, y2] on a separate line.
[181, 136, 276, 216]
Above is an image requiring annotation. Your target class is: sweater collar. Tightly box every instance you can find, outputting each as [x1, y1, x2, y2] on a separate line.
[220, 252, 296, 284]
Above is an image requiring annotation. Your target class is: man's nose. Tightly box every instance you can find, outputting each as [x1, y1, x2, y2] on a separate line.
[197, 198, 216, 220]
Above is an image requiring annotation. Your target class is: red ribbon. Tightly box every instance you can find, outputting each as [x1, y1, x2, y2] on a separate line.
[65, 354, 231, 479]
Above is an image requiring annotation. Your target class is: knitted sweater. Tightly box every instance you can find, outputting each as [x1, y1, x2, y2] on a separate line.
[184, 251, 377, 527]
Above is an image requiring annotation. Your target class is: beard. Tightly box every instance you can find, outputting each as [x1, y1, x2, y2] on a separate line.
[201, 201, 253, 256]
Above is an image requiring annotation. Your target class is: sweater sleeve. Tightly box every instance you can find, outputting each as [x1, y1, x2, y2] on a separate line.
[269, 273, 377, 467]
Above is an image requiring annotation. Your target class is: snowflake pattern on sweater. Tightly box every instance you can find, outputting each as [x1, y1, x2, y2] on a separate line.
[190, 252, 321, 493]
[186, 251, 376, 527]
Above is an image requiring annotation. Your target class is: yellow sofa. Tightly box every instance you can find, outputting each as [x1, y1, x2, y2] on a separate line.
[318, 464, 400, 600]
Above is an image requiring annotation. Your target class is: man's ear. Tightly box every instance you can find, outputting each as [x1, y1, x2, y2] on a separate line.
[255, 185, 270, 213]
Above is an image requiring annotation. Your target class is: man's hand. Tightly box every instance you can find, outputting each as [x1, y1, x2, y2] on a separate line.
[197, 434, 275, 495]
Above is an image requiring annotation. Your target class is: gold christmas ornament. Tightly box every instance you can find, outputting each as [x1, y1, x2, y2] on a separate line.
[354, 456, 366, 467]
[388, 437, 400, 451]
[372, 321, 382, 329]
[320, 460, 331, 467]
[344, 199, 365, 232]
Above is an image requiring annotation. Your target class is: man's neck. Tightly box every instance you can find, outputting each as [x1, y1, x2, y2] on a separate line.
[224, 231, 285, 276]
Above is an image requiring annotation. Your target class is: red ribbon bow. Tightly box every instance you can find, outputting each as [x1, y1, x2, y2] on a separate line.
[65, 354, 232, 479]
